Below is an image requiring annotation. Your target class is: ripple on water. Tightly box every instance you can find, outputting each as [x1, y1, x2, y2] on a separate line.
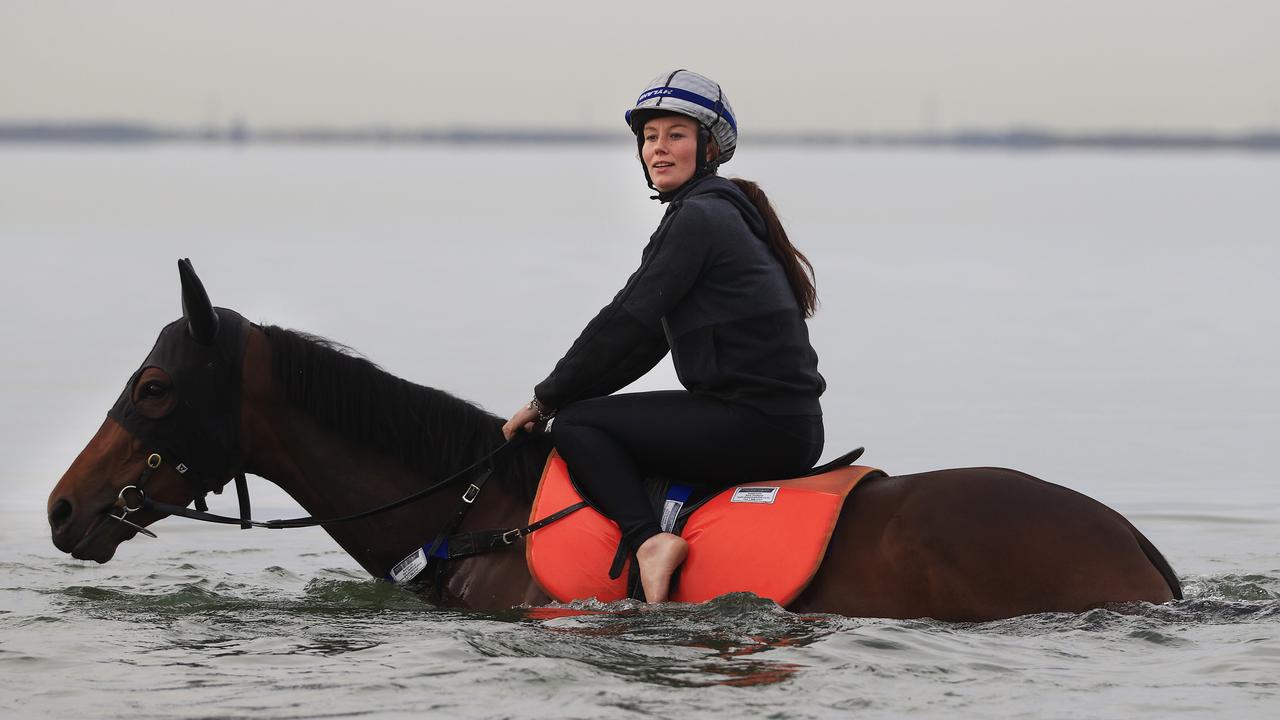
[1127, 629, 1191, 647]
[8, 555, 1280, 718]
[1184, 573, 1280, 602]
[456, 593, 854, 689]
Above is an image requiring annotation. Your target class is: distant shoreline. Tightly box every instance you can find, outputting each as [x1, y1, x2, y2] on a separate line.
[2, 120, 1278, 152]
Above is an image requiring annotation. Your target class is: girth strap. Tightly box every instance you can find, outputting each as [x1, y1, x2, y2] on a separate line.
[234, 472, 251, 529]
[420, 463, 496, 591]
[424, 465, 494, 564]
[446, 501, 588, 559]
[386, 500, 588, 585]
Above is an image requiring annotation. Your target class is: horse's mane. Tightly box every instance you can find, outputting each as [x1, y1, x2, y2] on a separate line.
[261, 325, 536, 493]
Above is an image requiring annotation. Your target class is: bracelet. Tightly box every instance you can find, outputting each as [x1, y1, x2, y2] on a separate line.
[529, 397, 553, 421]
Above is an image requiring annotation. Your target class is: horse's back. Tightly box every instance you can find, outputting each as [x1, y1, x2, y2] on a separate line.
[790, 467, 1179, 621]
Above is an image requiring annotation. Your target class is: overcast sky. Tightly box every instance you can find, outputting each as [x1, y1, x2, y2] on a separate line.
[3, 0, 1278, 133]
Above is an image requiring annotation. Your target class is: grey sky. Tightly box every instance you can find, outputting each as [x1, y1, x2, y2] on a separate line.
[3, 0, 1278, 132]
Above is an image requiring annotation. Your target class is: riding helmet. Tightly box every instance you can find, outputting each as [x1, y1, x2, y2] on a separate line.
[626, 69, 738, 170]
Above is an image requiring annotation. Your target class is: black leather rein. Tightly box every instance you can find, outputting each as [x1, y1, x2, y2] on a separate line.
[117, 432, 531, 532]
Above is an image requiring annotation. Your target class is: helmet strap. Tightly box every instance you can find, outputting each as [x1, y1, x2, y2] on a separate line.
[636, 131, 658, 193]
[696, 125, 721, 176]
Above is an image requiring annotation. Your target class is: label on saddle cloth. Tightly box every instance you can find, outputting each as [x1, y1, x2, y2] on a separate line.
[525, 451, 878, 606]
[731, 486, 779, 504]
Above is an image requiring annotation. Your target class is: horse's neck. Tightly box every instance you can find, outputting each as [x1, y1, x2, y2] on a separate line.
[235, 329, 539, 597]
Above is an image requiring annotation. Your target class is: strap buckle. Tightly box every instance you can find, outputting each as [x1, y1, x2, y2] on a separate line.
[501, 528, 522, 545]
[462, 484, 481, 504]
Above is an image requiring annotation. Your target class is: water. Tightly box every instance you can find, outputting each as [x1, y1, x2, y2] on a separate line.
[2, 145, 1278, 717]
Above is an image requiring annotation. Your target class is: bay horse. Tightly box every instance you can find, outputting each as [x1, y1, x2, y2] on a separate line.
[46, 260, 1181, 621]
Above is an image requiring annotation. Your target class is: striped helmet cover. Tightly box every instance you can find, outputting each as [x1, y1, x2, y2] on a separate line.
[625, 69, 738, 165]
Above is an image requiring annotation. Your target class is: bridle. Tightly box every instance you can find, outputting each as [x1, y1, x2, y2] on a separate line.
[92, 258, 588, 593]
[100, 302, 581, 591]
[104, 299, 255, 534]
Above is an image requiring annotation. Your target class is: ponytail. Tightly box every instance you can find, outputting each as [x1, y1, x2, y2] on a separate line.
[730, 178, 817, 318]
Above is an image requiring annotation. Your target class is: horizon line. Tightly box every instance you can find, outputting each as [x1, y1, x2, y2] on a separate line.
[2, 119, 1278, 152]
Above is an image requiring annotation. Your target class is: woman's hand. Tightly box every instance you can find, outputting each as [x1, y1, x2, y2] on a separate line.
[502, 403, 542, 440]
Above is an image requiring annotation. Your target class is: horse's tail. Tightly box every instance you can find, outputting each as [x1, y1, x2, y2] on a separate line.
[1123, 518, 1183, 600]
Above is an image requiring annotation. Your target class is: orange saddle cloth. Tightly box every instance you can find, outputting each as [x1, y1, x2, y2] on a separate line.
[525, 451, 881, 606]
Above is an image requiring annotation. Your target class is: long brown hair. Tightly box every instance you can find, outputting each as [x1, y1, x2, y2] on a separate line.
[729, 178, 818, 317]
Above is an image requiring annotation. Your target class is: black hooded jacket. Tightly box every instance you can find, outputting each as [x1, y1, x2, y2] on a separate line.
[534, 175, 825, 416]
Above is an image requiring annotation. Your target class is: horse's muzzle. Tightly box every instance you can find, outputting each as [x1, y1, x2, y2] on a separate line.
[49, 495, 125, 562]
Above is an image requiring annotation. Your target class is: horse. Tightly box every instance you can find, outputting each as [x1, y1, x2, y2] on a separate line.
[47, 260, 1181, 621]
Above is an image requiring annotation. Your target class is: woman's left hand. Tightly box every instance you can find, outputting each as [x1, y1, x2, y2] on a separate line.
[502, 403, 541, 440]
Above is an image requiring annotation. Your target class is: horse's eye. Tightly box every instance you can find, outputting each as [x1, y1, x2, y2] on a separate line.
[140, 381, 169, 399]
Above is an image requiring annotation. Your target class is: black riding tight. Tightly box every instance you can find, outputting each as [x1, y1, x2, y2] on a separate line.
[549, 391, 823, 553]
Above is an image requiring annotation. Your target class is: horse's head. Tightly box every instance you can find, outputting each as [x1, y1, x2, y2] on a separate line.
[48, 259, 251, 562]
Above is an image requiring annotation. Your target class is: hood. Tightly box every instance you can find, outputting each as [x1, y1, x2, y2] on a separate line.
[673, 175, 769, 240]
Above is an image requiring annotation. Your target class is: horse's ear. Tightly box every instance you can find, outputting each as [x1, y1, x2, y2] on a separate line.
[178, 258, 220, 345]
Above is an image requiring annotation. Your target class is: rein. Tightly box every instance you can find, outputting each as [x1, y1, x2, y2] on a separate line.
[109, 428, 586, 591]
[113, 431, 533, 532]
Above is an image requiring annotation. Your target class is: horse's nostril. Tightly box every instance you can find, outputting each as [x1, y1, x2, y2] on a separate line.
[49, 498, 73, 530]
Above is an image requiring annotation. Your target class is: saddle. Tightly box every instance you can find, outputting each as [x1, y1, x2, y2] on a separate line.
[525, 448, 885, 605]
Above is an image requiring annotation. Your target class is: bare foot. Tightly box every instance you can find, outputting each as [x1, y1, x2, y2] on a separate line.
[636, 532, 689, 603]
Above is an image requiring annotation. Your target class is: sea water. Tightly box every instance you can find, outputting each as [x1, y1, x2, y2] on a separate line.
[1, 145, 1277, 718]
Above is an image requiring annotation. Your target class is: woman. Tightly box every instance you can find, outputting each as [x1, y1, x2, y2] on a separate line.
[503, 69, 825, 603]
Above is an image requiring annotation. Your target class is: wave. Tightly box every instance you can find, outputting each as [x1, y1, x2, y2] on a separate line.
[31, 556, 1279, 640]
[49, 570, 431, 619]
[20, 564, 1280, 696]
